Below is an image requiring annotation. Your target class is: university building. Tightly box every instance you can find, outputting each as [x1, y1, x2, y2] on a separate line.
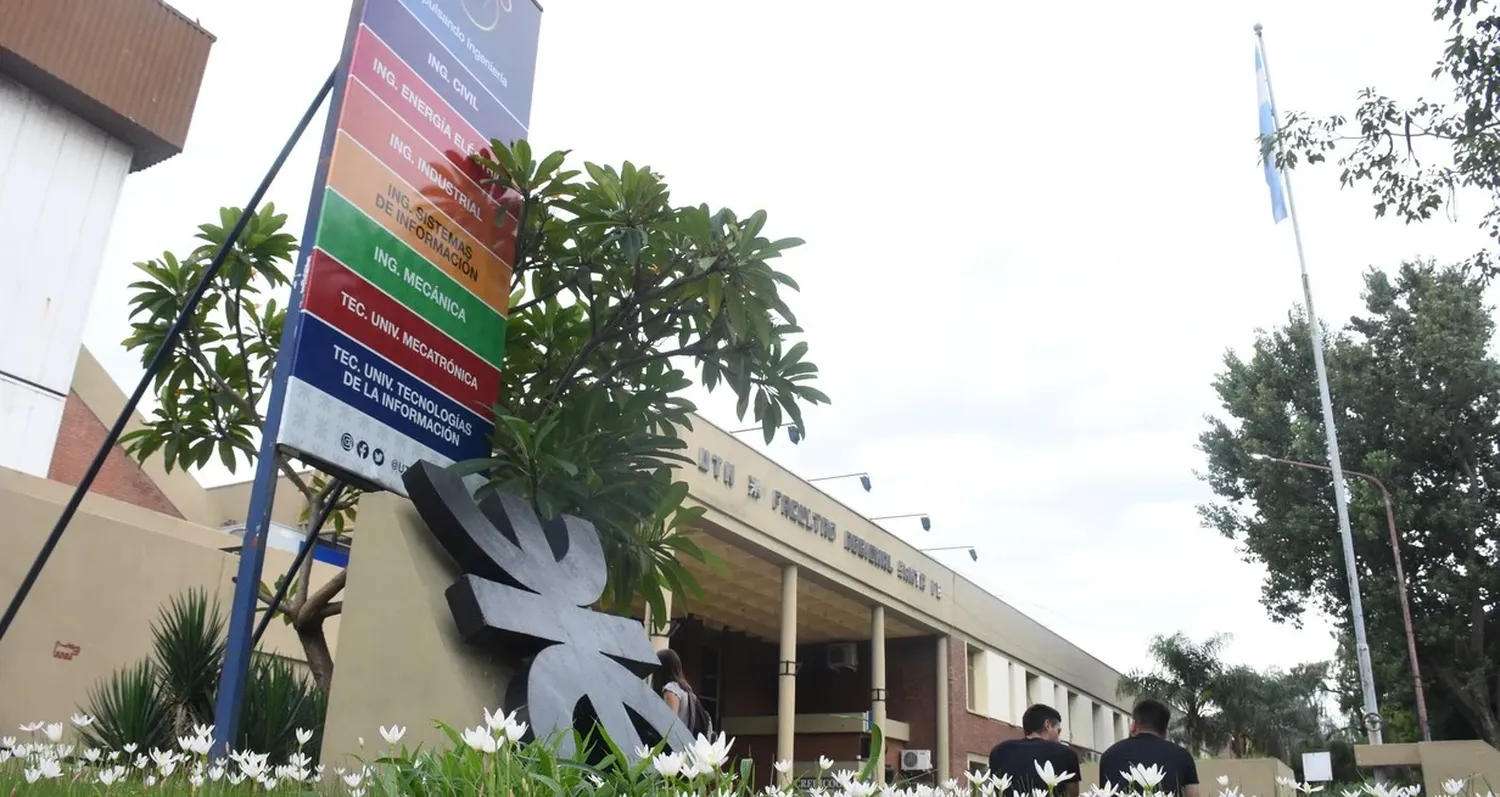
[0, 0, 1131, 780]
[8, 347, 1132, 783]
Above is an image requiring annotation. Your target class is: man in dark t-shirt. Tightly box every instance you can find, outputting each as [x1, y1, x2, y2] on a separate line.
[989, 704, 1081, 797]
[1099, 699, 1200, 797]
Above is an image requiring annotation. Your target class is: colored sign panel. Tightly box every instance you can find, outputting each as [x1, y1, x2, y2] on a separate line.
[276, 0, 540, 495]
[377, 0, 541, 130]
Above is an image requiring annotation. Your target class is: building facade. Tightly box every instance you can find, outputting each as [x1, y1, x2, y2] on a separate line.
[0, 0, 213, 478]
[35, 348, 1132, 784]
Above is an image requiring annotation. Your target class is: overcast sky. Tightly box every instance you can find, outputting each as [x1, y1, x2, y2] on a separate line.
[82, 0, 1490, 681]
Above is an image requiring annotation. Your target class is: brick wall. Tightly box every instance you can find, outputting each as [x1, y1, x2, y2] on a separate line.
[47, 391, 182, 518]
[947, 636, 1024, 776]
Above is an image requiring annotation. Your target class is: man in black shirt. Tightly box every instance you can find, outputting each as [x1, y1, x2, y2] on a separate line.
[1099, 699, 1200, 797]
[989, 704, 1081, 797]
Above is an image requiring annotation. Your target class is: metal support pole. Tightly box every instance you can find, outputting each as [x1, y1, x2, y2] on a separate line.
[0, 70, 336, 651]
[249, 481, 344, 649]
[1257, 24, 1383, 743]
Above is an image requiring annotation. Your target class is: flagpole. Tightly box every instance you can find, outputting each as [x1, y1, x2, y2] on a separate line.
[1255, 22, 1384, 745]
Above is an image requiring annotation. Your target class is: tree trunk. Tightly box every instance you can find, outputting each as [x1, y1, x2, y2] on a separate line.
[1435, 666, 1500, 748]
[295, 619, 335, 694]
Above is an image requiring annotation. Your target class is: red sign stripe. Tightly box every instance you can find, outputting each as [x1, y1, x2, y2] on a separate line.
[302, 249, 500, 418]
[337, 76, 517, 262]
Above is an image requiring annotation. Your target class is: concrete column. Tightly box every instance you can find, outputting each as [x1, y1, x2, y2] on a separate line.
[870, 604, 887, 784]
[646, 591, 673, 652]
[936, 635, 951, 782]
[776, 564, 798, 785]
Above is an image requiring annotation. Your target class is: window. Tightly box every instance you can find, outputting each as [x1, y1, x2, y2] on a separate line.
[966, 644, 982, 711]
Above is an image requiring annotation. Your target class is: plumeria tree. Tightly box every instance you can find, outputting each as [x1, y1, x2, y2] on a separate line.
[120, 141, 828, 693]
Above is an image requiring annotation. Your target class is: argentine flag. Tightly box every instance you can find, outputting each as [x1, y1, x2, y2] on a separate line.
[1256, 42, 1289, 223]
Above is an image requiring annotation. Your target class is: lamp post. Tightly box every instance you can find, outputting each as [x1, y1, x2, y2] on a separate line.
[871, 513, 931, 531]
[921, 545, 978, 562]
[730, 424, 802, 444]
[810, 472, 873, 492]
[1250, 452, 1430, 742]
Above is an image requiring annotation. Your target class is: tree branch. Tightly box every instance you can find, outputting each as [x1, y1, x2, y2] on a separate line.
[293, 569, 347, 626]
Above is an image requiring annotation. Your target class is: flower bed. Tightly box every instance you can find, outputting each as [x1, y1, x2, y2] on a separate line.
[0, 711, 1444, 797]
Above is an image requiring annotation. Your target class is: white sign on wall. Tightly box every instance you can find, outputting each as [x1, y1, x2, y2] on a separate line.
[1301, 751, 1333, 783]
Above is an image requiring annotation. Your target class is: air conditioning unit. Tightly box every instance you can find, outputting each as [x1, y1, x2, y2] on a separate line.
[826, 642, 858, 672]
[900, 749, 933, 772]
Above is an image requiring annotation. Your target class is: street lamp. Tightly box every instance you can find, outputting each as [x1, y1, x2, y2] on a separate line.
[871, 513, 931, 531]
[1250, 452, 1430, 742]
[729, 424, 802, 444]
[922, 545, 978, 562]
[809, 472, 872, 492]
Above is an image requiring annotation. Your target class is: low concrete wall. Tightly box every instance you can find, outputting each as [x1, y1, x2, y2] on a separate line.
[0, 467, 339, 730]
[1357, 741, 1500, 796]
[1082, 754, 1294, 797]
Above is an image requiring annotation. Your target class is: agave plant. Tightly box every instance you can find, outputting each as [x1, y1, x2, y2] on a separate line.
[79, 660, 174, 752]
[80, 587, 325, 758]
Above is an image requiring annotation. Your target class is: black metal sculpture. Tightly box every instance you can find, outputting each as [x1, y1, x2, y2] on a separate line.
[403, 460, 696, 762]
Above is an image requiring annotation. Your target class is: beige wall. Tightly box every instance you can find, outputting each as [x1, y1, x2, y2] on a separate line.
[0, 467, 341, 730]
[1081, 757, 1295, 797]
[675, 420, 1128, 718]
[320, 492, 513, 766]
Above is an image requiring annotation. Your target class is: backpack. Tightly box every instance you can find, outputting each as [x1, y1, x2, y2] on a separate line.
[683, 689, 714, 738]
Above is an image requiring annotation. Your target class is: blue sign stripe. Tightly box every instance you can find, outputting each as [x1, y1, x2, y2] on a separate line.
[361, 0, 535, 141]
[289, 313, 491, 462]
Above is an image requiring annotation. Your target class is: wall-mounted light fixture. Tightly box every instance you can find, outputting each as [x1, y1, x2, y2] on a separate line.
[729, 423, 802, 444]
[870, 513, 931, 531]
[921, 545, 978, 562]
[809, 472, 872, 492]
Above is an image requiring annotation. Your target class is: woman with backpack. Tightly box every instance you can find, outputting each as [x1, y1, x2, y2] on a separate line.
[654, 648, 711, 737]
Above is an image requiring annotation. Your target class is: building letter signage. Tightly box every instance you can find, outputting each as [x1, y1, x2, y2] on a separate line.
[402, 461, 696, 762]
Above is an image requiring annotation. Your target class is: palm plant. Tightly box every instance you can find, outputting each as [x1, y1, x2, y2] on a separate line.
[81, 587, 325, 758]
[1118, 632, 1231, 753]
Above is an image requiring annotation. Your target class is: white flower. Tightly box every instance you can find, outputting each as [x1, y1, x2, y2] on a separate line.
[652, 751, 685, 778]
[351, 789, 366, 797]
[97, 765, 126, 785]
[84, 747, 100, 762]
[1445, 782, 1468, 797]
[296, 727, 315, 746]
[69, 713, 94, 728]
[774, 759, 793, 774]
[209, 764, 225, 781]
[819, 755, 834, 771]
[460, 725, 498, 753]
[0, 736, 13, 748]
[144, 774, 158, 787]
[123, 742, 138, 754]
[1219, 776, 1232, 787]
[190, 772, 205, 788]
[688, 732, 734, 770]
[133, 753, 148, 769]
[635, 744, 653, 760]
[588, 773, 605, 788]
[228, 770, 247, 785]
[23, 767, 43, 784]
[178, 734, 212, 755]
[1035, 759, 1076, 789]
[380, 724, 407, 745]
[1085, 783, 1122, 797]
[342, 768, 366, 788]
[18, 721, 43, 733]
[1129, 763, 1167, 790]
[41, 723, 63, 742]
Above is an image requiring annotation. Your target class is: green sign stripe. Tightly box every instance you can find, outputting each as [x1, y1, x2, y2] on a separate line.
[316, 189, 507, 370]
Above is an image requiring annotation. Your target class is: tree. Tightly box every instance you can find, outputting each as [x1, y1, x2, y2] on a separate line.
[1266, 1, 1500, 278]
[1198, 260, 1500, 746]
[120, 141, 828, 691]
[1216, 662, 1330, 761]
[1118, 632, 1231, 753]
